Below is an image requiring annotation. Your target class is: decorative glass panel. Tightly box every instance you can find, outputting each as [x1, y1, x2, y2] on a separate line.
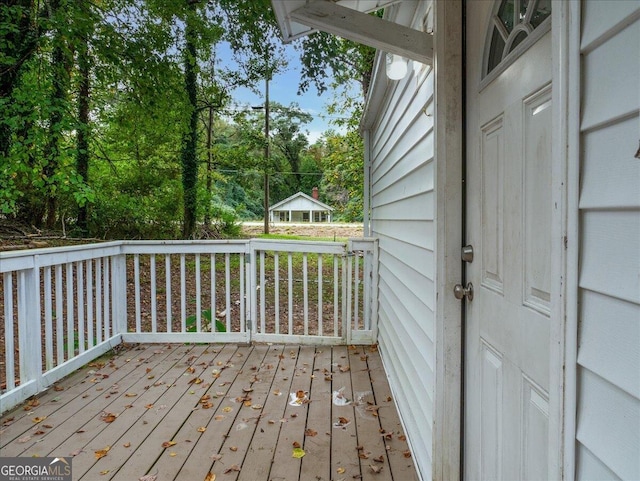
[498, 0, 516, 32]
[485, 0, 552, 77]
[509, 31, 528, 53]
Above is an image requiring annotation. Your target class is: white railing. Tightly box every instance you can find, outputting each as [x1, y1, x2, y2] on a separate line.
[0, 238, 378, 412]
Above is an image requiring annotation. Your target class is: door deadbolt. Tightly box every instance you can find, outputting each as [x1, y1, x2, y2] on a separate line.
[453, 282, 474, 301]
[461, 245, 474, 263]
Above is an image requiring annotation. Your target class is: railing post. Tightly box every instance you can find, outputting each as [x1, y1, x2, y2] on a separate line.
[369, 238, 379, 342]
[111, 253, 128, 337]
[247, 241, 256, 339]
[18, 259, 42, 391]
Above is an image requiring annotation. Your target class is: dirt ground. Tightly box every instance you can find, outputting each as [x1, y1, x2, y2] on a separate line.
[240, 222, 363, 240]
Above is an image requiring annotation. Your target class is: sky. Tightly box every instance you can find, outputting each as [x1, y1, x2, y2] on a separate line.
[217, 41, 345, 144]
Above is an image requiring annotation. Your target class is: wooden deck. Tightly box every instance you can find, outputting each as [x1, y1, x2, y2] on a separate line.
[0, 344, 419, 481]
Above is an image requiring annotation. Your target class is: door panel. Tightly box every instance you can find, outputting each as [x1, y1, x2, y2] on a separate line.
[465, 1, 552, 480]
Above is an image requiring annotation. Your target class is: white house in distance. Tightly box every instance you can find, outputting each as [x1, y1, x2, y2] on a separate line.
[269, 187, 334, 223]
[272, 1, 640, 481]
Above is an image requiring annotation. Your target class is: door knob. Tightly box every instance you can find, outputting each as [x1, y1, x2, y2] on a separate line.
[453, 282, 474, 301]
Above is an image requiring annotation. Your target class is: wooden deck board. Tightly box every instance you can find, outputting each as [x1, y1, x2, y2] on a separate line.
[0, 344, 419, 481]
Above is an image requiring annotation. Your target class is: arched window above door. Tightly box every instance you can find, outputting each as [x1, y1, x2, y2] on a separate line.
[484, 0, 551, 79]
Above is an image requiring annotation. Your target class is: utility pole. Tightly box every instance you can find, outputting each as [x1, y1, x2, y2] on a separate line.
[263, 75, 270, 235]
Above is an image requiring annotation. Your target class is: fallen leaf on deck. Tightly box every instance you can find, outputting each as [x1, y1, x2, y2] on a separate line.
[204, 473, 216, 481]
[94, 446, 111, 459]
[292, 441, 301, 448]
[229, 446, 238, 452]
[337, 467, 346, 474]
[54, 385, 64, 391]
[32, 416, 47, 423]
[273, 389, 281, 396]
[145, 404, 154, 409]
[304, 429, 317, 437]
[42, 424, 53, 429]
[222, 406, 233, 413]
[223, 465, 240, 474]
[369, 464, 383, 474]
[125, 392, 137, 398]
[139, 474, 157, 481]
[374, 455, 384, 463]
[100, 470, 110, 475]
[403, 450, 412, 458]
[123, 442, 131, 448]
[339, 366, 350, 373]
[69, 448, 83, 456]
[197, 426, 207, 432]
[292, 448, 305, 459]
[189, 378, 203, 385]
[169, 452, 177, 457]
[214, 415, 225, 421]
[161, 441, 177, 448]
[17, 436, 31, 443]
[34, 430, 45, 435]
[102, 413, 117, 423]
[210, 454, 222, 461]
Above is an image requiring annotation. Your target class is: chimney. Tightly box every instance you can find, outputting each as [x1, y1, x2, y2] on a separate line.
[312, 187, 319, 200]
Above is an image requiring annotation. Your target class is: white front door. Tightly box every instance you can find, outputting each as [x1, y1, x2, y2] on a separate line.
[464, 1, 553, 480]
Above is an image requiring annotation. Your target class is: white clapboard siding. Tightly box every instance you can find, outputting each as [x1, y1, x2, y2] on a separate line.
[576, 3, 640, 480]
[365, 38, 435, 479]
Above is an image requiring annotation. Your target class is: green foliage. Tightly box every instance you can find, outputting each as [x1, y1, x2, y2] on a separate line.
[186, 309, 226, 333]
[0, 0, 373, 238]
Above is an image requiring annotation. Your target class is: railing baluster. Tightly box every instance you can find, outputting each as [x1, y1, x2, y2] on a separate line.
[77, 261, 85, 353]
[288, 253, 293, 335]
[341, 254, 347, 341]
[165, 254, 172, 333]
[274, 252, 280, 335]
[303, 253, 308, 336]
[346, 254, 353, 344]
[104, 258, 110, 339]
[150, 254, 157, 333]
[95, 260, 102, 345]
[211, 254, 216, 331]
[260, 250, 265, 334]
[86, 260, 93, 349]
[66, 263, 74, 360]
[225, 253, 231, 332]
[333, 255, 339, 337]
[239, 253, 245, 333]
[44, 267, 53, 369]
[180, 254, 186, 333]
[134, 254, 141, 333]
[4, 272, 15, 390]
[195, 253, 201, 332]
[317, 254, 323, 336]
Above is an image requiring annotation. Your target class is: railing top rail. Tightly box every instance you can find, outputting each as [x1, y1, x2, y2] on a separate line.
[0, 237, 376, 272]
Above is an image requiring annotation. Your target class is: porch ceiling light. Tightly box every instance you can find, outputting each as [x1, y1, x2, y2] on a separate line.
[386, 53, 408, 80]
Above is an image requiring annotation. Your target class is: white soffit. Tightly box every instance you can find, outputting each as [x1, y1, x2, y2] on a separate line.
[271, 0, 433, 65]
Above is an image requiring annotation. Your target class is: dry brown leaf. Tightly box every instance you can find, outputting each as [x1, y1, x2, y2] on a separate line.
[242, 387, 253, 393]
[161, 441, 177, 448]
[210, 454, 223, 461]
[296, 390, 305, 399]
[139, 474, 158, 481]
[169, 452, 177, 457]
[31, 416, 46, 424]
[339, 365, 350, 373]
[222, 406, 233, 413]
[94, 446, 111, 459]
[17, 435, 31, 443]
[304, 428, 317, 437]
[374, 455, 384, 463]
[204, 473, 216, 481]
[370, 464, 383, 474]
[102, 413, 117, 423]
[223, 465, 240, 474]
[229, 446, 238, 452]
[34, 430, 45, 435]
[197, 427, 207, 433]
[125, 392, 137, 397]
[54, 385, 64, 391]
[100, 469, 110, 475]
[123, 442, 131, 448]
[403, 450, 412, 458]
[292, 441, 301, 449]
[145, 404, 154, 409]
[189, 377, 203, 385]
[337, 467, 346, 474]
